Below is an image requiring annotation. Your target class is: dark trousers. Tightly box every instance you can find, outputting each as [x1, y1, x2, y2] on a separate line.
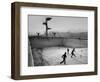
[71, 53, 76, 58]
[60, 58, 66, 64]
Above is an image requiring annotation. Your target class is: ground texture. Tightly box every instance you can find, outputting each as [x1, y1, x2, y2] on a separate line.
[29, 47, 88, 66]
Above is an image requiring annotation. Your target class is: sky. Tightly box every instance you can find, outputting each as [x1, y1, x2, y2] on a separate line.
[28, 15, 88, 35]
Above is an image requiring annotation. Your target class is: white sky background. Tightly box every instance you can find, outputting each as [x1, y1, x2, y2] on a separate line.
[28, 15, 88, 35]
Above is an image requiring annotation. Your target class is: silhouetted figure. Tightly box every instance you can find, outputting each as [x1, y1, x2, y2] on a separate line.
[71, 48, 76, 58]
[67, 48, 69, 54]
[37, 33, 40, 37]
[60, 52, 67, 64]
[52, 32, 56, 37]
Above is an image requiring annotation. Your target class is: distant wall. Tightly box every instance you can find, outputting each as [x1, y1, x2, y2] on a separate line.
[29, 37, 87, 48]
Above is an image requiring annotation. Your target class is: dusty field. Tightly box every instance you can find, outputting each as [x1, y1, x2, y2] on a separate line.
[29, 47, 88, 66]
[42, 47, 88, 65]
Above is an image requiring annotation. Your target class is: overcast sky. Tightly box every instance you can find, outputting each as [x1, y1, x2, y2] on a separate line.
[28, 15, 88, 35]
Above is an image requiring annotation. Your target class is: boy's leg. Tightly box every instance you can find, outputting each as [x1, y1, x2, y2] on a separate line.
[60, 60, 64, 64]
[64, 59, 66, 64]
[74, 54, 76, 57]
[71, 54, 73, 58]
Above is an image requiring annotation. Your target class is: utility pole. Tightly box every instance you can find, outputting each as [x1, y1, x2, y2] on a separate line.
[43, 17, 52, 37]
